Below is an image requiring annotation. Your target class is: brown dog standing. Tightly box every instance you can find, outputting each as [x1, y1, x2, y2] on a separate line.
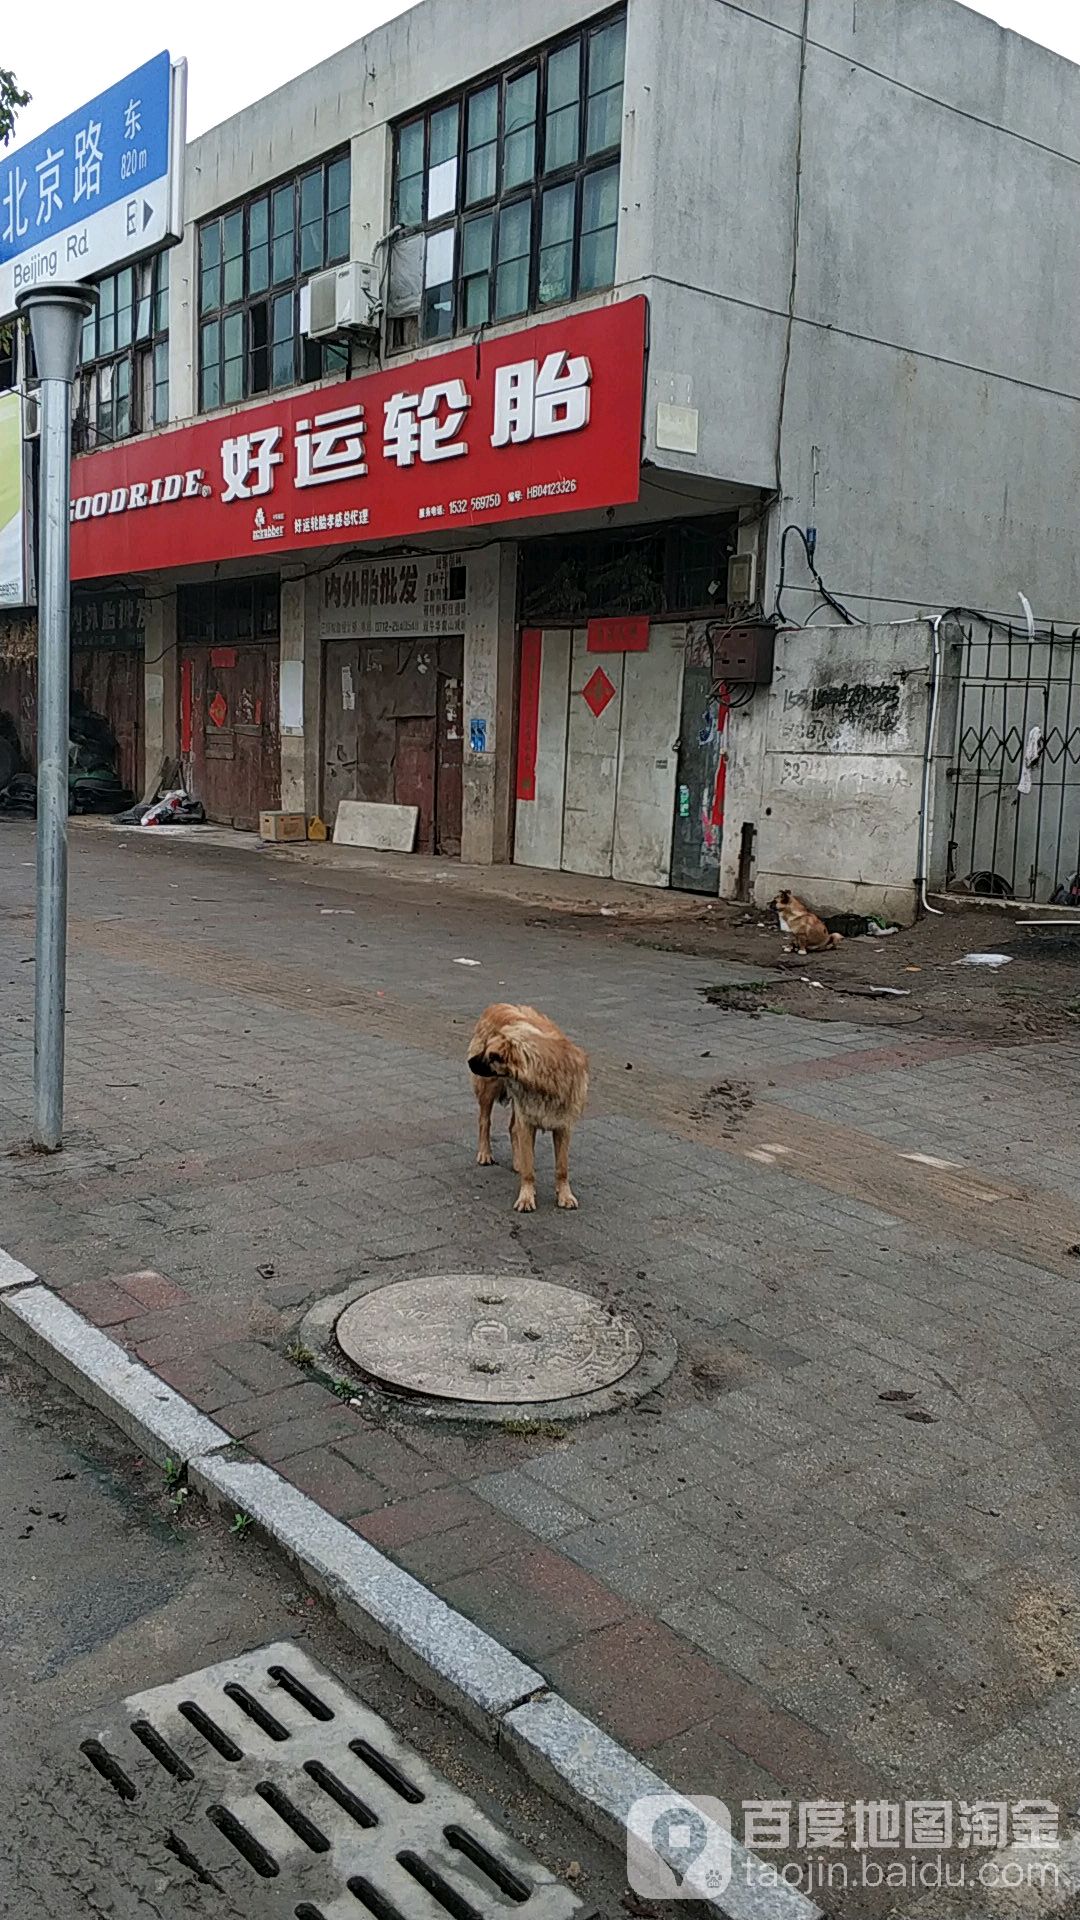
[467, 1003, 588, 1212]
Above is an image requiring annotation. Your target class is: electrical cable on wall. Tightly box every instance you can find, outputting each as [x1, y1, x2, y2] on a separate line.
[774, 523, 858, 627]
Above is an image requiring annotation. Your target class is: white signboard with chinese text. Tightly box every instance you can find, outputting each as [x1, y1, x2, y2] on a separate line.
[320, 553, 470, 641]
[0, 52, 186, 318]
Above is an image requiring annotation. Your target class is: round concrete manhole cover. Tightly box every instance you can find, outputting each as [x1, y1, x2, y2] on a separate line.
[335, 1275, 644, 1404]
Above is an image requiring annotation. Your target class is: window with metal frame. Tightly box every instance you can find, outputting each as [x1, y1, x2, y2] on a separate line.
[197, 152, 351, 411]
[74, 252, 169, 451]
[389, 8, 624, 349]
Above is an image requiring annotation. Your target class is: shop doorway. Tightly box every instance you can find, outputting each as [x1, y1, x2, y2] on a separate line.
[514, 624, 688, 887]
[178, 578, 280, 830]
[321, 635, 464, 854]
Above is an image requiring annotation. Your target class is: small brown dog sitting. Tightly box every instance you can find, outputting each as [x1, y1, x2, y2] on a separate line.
[771, 890, 844, 954]
[467, 1003, 588, 1212]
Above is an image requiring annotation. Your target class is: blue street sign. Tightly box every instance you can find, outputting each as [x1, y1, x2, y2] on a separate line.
[0, 52, 185, 316]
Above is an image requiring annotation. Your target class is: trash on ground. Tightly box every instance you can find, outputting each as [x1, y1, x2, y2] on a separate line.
[957, 952, 1012, 967]
[319, 908, 355, 915]
[599, 906, 619, 916]
[453, 956, 481, 966]
[826, 912, 901, 939]
[843, 985, 912, 998]
[135, 789, 207, 827]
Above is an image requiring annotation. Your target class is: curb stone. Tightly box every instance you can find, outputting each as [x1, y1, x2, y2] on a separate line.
[0, 1249, 36, 1291]
[503, 1694, 815, 1920]
[0, 1254, 822, 1920]
[0, 1284, 229, 1466]
[189, 1450, 545, 1735]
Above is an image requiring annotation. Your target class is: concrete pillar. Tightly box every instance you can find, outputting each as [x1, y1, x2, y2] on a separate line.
[279, 572, 306, 813]
[167, 223, 197, 424]
[303, 570, 325, 821]
[462, 542, 517, 866]
[143, 590, 178, 795]
[927, 619, 964, 892]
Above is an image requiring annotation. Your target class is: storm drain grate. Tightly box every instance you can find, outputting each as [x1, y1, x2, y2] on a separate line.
[77, 1641, 583, 1919]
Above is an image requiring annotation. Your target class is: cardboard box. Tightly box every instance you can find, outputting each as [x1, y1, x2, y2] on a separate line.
[259, 810, 307, 842]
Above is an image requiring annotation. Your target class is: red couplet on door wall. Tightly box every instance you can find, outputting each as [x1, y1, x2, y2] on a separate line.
[586, 615, 650, 652]
[68, 298, 648, 581]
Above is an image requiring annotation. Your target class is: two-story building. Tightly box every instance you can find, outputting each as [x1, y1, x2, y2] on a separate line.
[6, 0, 1080, 910]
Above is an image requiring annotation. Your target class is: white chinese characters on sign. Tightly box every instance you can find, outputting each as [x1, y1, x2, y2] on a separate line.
[221, 427, 284, 502]
[491, 351, 592, 446]
[2, 168, 28, 245]
[384, 379, 471, 467]
[35, 147, 64, 227]
[214, 341, 593, 511]
[74, 120, 103, 204]
[125, 98, 142, 141]
[295, 404, 367, 488]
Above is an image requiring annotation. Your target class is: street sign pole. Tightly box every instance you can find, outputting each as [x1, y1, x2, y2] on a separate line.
[16, 284, 97, 1151]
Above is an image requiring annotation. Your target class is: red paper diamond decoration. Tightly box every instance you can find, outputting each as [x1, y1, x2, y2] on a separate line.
[582, 666, 616, 718]
[208, 692, 228, 728]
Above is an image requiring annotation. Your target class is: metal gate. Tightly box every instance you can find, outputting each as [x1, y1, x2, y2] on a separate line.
[946, 624, 1080, 902]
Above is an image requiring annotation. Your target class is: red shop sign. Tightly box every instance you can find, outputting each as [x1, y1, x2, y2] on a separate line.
[69, 297, 647, 581]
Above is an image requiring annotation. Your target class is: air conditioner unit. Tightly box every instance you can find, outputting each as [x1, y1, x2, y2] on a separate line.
[303, 261, 379, 341]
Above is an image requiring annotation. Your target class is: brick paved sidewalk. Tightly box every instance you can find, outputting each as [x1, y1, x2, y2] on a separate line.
[3, 822, 1080, 1917]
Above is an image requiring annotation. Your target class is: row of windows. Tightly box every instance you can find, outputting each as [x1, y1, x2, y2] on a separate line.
[391, 10, 624, 345]
[53, 8, 625, 438]
[75, 254, 169, 450]
[197, 154, 350, 408]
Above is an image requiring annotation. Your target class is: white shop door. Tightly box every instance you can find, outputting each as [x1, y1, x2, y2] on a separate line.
[561, 630, 624, 876]
[611, 628, 685, 886]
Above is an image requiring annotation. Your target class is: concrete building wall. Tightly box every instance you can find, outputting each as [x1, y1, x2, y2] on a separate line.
[721, 619, 951, 924]
[637, 0, 1080, 624]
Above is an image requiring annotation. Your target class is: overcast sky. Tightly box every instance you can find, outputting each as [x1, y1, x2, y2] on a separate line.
[2, 0, 1078, 146]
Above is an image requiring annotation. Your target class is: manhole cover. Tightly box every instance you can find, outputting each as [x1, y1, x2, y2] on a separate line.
[78, 1641, 582, 1918]
[336, 1275, 643, 1404]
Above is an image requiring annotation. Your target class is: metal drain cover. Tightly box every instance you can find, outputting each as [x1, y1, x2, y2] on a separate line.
[78, 1640, 582, 1918]
[336, 1275, 643, 1404]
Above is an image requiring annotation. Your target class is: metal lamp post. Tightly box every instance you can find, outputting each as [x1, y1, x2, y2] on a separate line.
[15, 283, 97, 1151]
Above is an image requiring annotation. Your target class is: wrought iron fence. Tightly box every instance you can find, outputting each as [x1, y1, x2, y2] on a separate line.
[946, 624, 1080, 904]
